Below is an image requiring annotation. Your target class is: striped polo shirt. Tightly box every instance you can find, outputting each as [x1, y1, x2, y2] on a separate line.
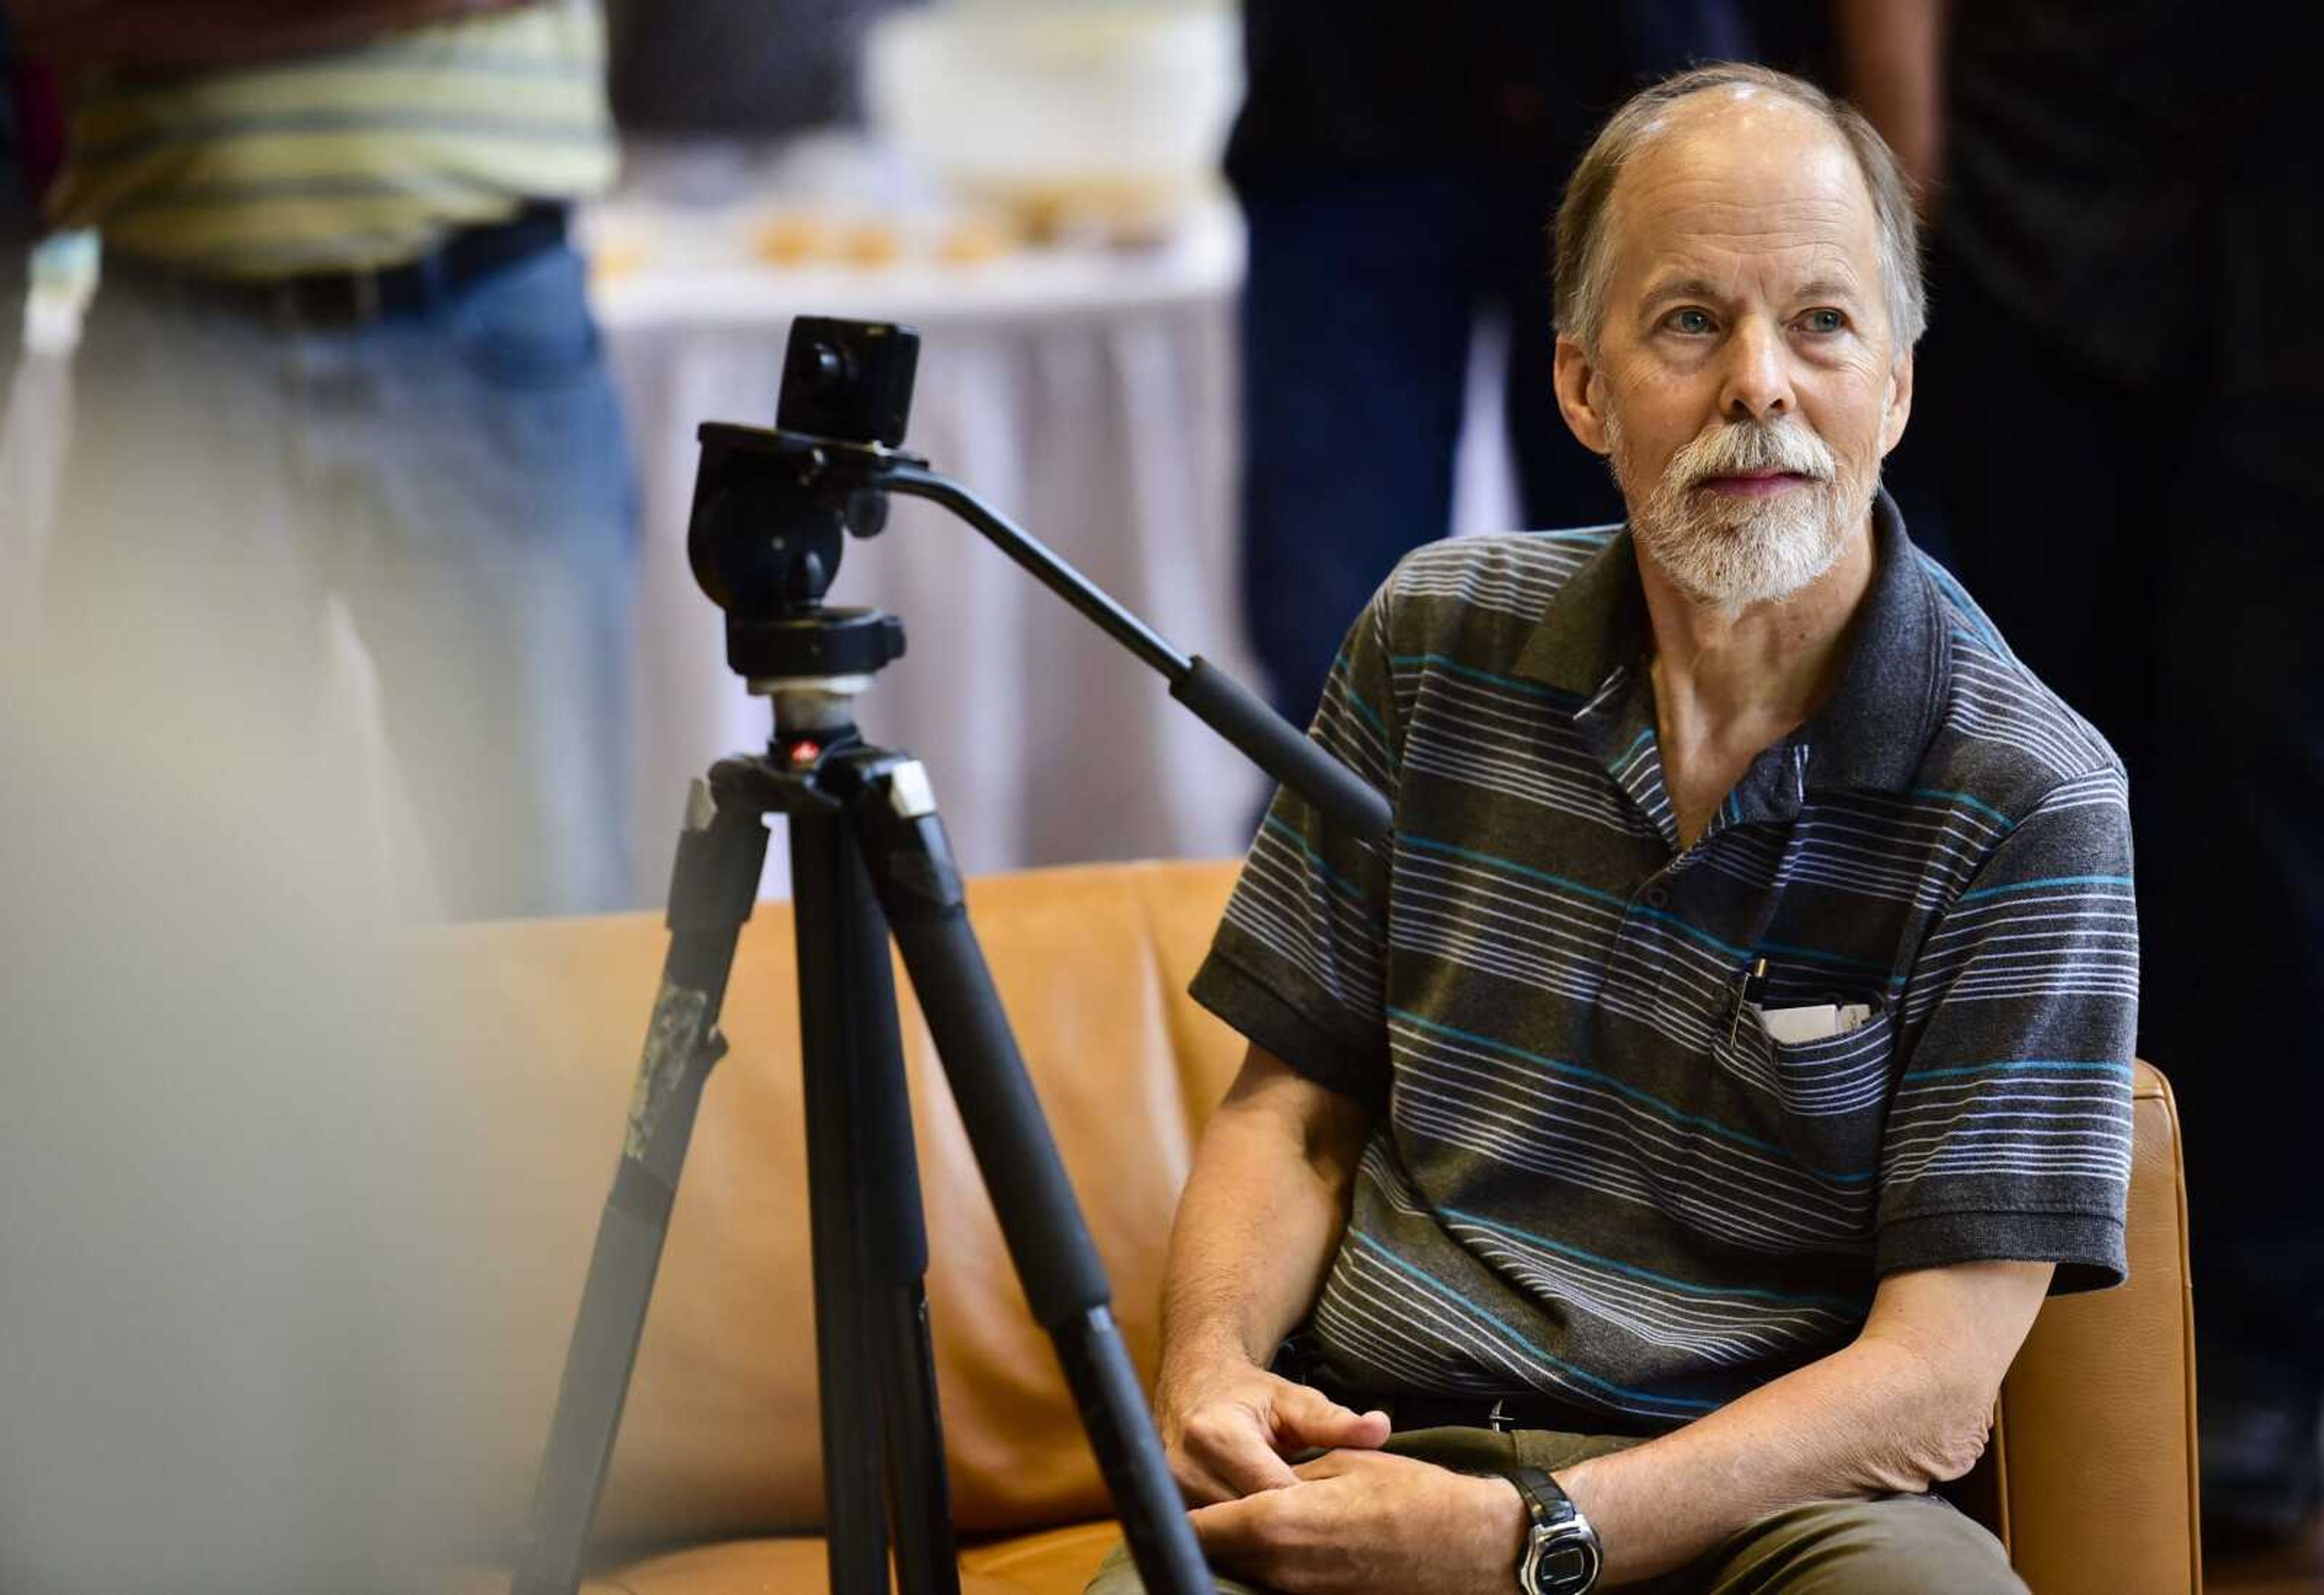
[1191, 490, 2139, 1432]
[44, 0, 615, 279]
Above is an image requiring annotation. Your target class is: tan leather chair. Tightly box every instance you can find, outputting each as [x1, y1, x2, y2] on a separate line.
[427, 860, 2198, 1594]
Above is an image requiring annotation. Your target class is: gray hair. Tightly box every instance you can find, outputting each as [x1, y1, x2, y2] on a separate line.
[1552, 63, 1927, 355]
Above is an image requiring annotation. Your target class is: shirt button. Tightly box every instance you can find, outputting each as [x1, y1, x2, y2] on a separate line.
[1644, 884, 1670, 908]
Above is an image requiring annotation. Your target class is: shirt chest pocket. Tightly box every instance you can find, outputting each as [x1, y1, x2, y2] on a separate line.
[1720, 1001, 1899, 1214]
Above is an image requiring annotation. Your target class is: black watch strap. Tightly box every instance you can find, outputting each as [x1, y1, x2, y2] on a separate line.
[1506, 1465, 1603, 1594]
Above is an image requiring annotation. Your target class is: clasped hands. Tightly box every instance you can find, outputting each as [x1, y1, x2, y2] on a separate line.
[1156, 1355, 1528, 1594]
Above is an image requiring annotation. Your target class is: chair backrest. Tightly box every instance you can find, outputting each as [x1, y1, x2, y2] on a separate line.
[424, 860, 1246, 1558]
[423, 859, 2194, 1591]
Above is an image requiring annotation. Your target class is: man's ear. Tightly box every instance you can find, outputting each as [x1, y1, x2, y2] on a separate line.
[1879, 347, 1916, 456]
[1554, 334, 1612, 456]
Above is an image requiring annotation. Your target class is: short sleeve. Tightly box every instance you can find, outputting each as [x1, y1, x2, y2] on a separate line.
[1878, 766, 2141, 1293]
[1187, 585, 1399, 1107]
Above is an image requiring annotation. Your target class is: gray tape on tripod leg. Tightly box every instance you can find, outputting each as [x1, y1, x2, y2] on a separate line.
[625, 979, 711, 1159]
[610, 1157, 677, 1226]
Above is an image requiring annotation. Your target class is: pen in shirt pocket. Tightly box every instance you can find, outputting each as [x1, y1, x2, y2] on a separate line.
[1728, 956, 1770, 1045]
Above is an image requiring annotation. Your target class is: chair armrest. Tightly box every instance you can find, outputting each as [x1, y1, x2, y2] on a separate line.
[1991, 1060, 2201, 1594]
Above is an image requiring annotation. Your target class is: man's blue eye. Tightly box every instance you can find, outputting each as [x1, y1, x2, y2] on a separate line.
[1670, 309, 1713, 334]
[1802, 309, 1845, 334]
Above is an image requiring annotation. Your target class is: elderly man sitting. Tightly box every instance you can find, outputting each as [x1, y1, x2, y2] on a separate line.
[1087, 64, 2136, 1595]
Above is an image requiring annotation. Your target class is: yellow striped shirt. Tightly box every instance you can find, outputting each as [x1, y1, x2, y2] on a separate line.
[46, 0, 617, 280]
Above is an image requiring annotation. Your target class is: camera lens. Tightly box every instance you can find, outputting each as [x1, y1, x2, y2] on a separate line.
[778, 318, 918, 446]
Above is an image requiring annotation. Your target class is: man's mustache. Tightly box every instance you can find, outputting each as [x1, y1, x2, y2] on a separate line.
[1670, 421, 1837, 488]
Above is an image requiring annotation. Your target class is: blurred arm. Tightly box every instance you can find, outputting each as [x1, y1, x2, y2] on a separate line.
[1833, 0, 1949, 217]
[2, 0, 534, 71]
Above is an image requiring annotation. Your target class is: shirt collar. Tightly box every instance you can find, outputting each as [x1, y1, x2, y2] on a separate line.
[1511, 486, 1942, 799]
[1511, 525, 1648, 699]
[1797, 487, 1941, 795]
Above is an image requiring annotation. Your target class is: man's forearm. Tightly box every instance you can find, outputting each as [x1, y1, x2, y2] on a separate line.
[1547, 1332, 1986, 1585]
[4, 0, 530, 71]
[1549, 1254, 2055, 1587]
[1159, 1053, 1369, 1376]
[1452, 1262, 2058, 1590]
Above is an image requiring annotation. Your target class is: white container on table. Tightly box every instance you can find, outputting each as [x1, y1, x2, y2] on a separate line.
[864, 0, 1242, 240]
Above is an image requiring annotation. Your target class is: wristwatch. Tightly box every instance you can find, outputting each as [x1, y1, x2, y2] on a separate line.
[1506, 1465, 1603, 1594]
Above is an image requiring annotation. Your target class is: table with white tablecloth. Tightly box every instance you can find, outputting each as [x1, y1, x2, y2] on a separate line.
[597, 215, 1272, 901]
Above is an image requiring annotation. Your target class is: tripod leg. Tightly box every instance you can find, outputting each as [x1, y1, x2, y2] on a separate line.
[511, 777, 768, 1595]
[875, 1283, 957, 1595]
[844, 756, 1213, 1595]
[791, 808, 962, 1595]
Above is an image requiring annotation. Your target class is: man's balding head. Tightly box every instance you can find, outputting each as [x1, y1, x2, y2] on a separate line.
[1555, 65, 1926, 358]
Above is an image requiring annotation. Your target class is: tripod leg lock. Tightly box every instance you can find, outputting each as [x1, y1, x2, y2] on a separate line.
[843, 756, 967, 922]
[667, 773, 771, 940]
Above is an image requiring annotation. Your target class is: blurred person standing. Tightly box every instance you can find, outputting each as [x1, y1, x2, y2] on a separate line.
[605, 0, 904, 136]
[5, 0, 635, 918]
[1842, 0, 2324, 1547]
[1227, 1, 1811, 726]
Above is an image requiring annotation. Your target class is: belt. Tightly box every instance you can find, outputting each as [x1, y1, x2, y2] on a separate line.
[154, 200, 571, 331]
[1278, 1337, 1657, 1439]
[1321, 1384, 1655, 1439]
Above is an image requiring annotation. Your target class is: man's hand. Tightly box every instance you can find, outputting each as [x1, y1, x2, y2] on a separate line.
[1155, 1353, 1390, 1504]
[1189, 1448, 1525, 1594]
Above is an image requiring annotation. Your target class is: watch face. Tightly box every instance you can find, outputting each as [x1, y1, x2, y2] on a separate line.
[1542, 1545, 1592, 1583]
[1524, 1531, 1601, 1594]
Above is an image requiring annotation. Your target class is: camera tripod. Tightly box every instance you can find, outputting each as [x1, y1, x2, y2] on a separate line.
[507, 321, 1389, 1595]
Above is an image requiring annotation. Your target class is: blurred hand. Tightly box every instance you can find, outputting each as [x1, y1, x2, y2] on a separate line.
[1155, 1352, 1391, 1504]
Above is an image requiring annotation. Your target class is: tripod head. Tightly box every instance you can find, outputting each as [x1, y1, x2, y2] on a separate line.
[686, 318, 922, 686]
[684, 314, 1394, 840]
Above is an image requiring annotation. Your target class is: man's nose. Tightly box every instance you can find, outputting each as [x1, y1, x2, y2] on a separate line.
[1716, 318, 1795, 422]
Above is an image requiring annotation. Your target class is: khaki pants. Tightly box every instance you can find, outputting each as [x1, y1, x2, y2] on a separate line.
[1083, 1427, 2026, 1595]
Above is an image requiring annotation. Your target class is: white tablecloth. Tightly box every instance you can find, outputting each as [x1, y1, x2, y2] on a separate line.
[599, 217, 1269, 901]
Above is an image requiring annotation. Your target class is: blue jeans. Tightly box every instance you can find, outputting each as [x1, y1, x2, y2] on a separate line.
[47, 240, 637, 918]
[1236, 168, 1627, 727]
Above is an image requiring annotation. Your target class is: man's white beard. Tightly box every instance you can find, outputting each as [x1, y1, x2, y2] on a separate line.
[1607, 410, 1865, 609]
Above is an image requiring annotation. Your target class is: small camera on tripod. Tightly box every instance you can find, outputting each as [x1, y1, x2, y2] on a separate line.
[686, 318, 925, 682]
[777, 317, 920, 447]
